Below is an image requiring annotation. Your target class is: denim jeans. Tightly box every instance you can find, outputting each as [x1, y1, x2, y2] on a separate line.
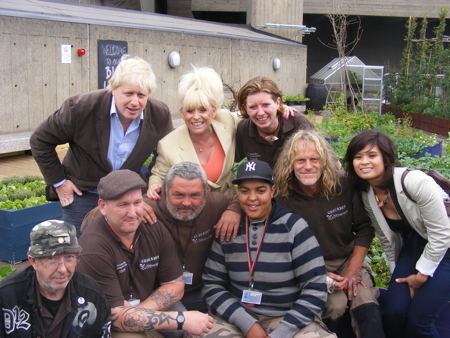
[381, 231, 450, 338]
[62, 191, 99, 236]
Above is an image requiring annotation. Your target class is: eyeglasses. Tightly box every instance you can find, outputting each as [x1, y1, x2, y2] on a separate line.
[39, 254, 79, 268]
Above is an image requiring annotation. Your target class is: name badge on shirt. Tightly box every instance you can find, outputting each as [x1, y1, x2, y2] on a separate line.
[128, 298, 141, 306]
[183, 271, 194, 285]
[242, 289, 262, 305]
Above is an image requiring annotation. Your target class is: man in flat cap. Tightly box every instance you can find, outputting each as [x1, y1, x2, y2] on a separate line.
[78, 169, 214, 337]
[0, 220, 111, 337]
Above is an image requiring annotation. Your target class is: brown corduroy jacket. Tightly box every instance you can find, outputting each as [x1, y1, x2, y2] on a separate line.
[30, 89, 173, 191]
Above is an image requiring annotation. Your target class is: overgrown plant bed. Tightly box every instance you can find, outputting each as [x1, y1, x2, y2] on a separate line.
[311, 96, 445, 162]
[0, 176, 62, 263]
[382, 105, 450, 137]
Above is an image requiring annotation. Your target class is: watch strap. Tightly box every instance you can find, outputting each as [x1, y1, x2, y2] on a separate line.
[176, 311, 185, 330]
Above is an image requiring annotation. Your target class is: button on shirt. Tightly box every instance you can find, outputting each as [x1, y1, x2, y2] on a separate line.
[107, 97, 144, 170]
[249, 219, 265, 257]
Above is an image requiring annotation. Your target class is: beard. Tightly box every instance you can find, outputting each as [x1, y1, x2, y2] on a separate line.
[166, 199, 207, 221]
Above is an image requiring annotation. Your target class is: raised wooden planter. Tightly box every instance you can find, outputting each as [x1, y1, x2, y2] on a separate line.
[0, 202, 62, 263]
[382, 105, 450, 137]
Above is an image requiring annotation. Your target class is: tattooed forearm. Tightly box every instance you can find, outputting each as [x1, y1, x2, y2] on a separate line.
[112, 306, 176, 332]
[148, 289, 178, 310]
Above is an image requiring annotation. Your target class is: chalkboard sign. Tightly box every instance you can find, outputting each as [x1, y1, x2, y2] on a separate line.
[97, 40, 128, 89]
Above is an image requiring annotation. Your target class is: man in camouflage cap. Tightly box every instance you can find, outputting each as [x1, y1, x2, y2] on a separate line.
[0, 220, 111, 337]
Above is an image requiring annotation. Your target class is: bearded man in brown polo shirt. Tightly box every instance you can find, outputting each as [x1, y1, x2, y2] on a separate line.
[147, 162, 240, 312]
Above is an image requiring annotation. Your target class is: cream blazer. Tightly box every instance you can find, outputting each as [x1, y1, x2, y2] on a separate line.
[149, 109, 237, 195]
[362, 167, 450, 276]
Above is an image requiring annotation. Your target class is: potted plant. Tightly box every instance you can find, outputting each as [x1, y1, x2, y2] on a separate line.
[0, 176, 62, 263]
[282, 94, 310, 113]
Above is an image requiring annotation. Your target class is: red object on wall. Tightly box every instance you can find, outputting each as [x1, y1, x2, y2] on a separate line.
[77, 48, 86, 56]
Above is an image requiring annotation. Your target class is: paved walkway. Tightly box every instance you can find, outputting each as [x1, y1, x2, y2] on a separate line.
[0, 145, 68, 179]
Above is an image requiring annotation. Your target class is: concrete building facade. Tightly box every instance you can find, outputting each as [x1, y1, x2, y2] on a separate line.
[0, 0, 307, 153]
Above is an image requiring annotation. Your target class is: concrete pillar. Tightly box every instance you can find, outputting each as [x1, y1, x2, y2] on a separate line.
[248, 0, 304, 42]
[140, 0, 155, 12]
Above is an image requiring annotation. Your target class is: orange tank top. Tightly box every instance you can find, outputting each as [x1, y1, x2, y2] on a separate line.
[201, 135, 225, 183]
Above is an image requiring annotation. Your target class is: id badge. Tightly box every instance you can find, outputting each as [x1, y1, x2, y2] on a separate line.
[241, 289, 262, 305]
[128, 298, 141, 306]
[183, 271, 194, 285]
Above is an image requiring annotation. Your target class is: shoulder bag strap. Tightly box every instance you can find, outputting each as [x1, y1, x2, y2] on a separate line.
[401, 168, 416, 203]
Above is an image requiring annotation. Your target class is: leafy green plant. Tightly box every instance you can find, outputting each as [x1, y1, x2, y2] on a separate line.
[400, 155, 450, 179]
[0, 265, 16, 281]
[367, 237, 392, 288]
[143, 154, 154, 168]
[232, 157, 248, 180]
[312, 96, 443, 161]
[0, 176, 48, 210]
[282, 94, 310, 104]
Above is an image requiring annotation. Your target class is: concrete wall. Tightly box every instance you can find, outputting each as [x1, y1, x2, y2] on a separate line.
[192, 0, 247, 12]
[303, 0, 449, 18]
[0, 14, 306, 150]
[248, 0, 304, 41]
[167, 0, 193, 17]
[183, 0, 449, 19]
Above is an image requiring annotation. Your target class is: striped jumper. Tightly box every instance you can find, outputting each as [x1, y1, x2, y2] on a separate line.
[202, 200, 327, 338]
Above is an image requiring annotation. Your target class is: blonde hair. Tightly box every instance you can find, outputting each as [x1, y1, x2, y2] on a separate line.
[178, 66, 224, 112]
[274, 130, 339, 199]
[107, 55, 156, 94]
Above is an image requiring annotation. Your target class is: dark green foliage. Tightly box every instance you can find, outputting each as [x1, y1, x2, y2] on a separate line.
[400, 155, 450, 179]
[311, 98, 442, 161]
[387, 10, 449, 118]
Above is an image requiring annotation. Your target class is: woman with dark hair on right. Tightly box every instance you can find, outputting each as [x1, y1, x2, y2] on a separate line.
[344, 130, 450, 338]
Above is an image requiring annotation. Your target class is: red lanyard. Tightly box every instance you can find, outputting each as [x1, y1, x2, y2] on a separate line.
[245, 216, 268, 288]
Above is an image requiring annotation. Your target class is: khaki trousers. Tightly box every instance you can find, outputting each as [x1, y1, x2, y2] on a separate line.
[112, 331, 163, 338]
[197, 314, 336, 338]
[323, 257, 379, 321]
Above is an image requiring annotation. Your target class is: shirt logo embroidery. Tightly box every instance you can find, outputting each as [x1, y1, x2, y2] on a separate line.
[192, 229, 212, 244]
[116, 261, 128, 274]
[326, 204, 349, 221]
[246, 162, 256, 171]
[2, 306, 31, 334]
[139, 256, 159, 270]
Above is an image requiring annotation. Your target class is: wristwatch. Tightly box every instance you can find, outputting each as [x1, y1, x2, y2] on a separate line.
[176, 311, 185, 330]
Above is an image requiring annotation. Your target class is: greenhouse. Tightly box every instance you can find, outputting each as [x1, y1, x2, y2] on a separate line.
[310, 56, 384, 113]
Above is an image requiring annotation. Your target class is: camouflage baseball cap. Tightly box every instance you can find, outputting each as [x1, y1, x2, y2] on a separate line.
[28, 220, 82, 258]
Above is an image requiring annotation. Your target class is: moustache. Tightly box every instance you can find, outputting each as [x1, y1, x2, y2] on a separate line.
[176, 206, 195, 212]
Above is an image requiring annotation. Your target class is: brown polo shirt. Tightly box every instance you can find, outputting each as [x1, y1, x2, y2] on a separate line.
[235, 113, 314, 167]
[148, 192, 240, 294]
[78, 212, 182, 308]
